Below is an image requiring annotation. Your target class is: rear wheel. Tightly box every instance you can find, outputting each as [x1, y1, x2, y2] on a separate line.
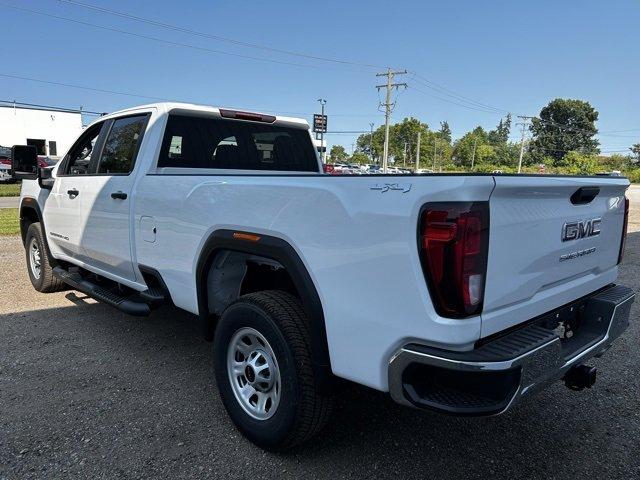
[25, 222, 65, 293]
[213, 290, 333, 450]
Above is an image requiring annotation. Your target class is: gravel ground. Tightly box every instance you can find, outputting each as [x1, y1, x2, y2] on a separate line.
[1, 187, 639, 480]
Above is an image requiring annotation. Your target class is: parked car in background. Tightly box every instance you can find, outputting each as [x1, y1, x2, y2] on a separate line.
[38, 156, 58, 168]
[0, 146, 13, 183]
[322, 163, 335, 174]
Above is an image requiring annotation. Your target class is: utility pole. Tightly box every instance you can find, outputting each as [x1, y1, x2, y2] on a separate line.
[376, 68, 407, 173]
[516, 116, 532, 174]
[317, 98, 327, 164]
[471, 137, 477, 170]
[432, 137, 438, 171]
[415, 131, 421, 172]
[369, 122, 375, 163]
[403, 141, 407, 167]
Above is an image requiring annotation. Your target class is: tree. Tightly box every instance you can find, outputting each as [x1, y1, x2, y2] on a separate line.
[438, 121, 452, 143]
[630, 143, 640, 161]
[529, 99, 600, 164]
[389, 117, 429, 164]
[563, 151, 599, 175]
[452, 129, 487, 167]
[356, 126, 385, 161]
[487, 114, 511, 145]
[349, 152, 369, 164]
[329, 145, 347, 162]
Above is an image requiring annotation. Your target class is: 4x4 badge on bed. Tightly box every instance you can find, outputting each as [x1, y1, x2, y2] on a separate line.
[370, 183, 412, 193]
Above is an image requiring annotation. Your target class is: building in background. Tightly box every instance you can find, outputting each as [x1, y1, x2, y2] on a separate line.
[0, 103, 83, 159]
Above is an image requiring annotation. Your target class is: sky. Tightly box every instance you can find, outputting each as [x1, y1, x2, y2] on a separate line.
[2, 0, 639, 154]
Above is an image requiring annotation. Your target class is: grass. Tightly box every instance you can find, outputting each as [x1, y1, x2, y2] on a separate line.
[0, 183, 20, 197]
[0, 208, 19, 235]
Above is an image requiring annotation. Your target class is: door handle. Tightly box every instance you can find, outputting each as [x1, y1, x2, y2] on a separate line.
[111, 191, 128, 200]
[67, 188, 79, 197]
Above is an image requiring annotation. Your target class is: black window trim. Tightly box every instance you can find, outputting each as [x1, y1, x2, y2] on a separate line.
[57, 113, 151, 178]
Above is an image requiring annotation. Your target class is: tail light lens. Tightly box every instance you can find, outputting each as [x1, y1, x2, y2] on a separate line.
[617, 196, 629, 265]
[419, 202, 490, 318]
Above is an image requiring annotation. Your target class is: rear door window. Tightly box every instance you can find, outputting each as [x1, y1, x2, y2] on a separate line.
[157, 114, 319, 172]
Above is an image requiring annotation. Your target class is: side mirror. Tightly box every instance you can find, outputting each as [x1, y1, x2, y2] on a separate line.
[39, 167, 55, 190]
[11, 145, 38, 180]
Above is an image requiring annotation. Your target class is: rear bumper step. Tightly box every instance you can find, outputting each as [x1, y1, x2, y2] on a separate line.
[53, 266, 151, 317]
[388, 284, 635, 415]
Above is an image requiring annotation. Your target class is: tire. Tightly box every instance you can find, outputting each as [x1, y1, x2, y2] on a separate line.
[213, 290, 333, 450]
[24, 222, 66, 293]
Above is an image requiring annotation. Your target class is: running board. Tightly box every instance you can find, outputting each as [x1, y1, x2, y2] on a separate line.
[53, 266, 150, 317]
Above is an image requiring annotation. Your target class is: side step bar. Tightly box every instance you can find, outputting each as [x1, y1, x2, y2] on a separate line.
[53, 266, 151, 317]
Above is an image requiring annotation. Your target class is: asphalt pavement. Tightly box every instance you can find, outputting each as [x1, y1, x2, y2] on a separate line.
[0, 187, 639, 479]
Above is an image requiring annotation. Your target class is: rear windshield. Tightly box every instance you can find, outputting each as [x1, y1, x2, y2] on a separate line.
[157, 114, 319, 172]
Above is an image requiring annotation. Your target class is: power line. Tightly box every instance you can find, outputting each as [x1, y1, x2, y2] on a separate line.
[44, 0, 563, 123]
[0, 72, 170, 101]
[4, 3, 637, 146]
[0, 72, 380, 118]
[55, 0, 386, 70]
[409, 72, 511, 114]
[600, 128, 640, 133]
[408, 85, 507, 115]
[325, 131, 371, 134]
[0, 99, 102, 115]
[0, 3, 370, 73]
[55, 0, 577, 126]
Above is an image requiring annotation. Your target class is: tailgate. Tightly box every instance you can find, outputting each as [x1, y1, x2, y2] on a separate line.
[481, 175, 629, 337]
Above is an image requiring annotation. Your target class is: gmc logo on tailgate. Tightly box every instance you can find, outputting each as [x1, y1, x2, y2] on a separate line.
[561, 218, 602, 242]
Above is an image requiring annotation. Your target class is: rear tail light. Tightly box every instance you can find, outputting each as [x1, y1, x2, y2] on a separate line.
[419, 202, 490, 318]
[0, 159, 10, 165]
[617, 196, 629, 265]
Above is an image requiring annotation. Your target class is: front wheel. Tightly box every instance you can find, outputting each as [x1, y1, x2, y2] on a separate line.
[24, 222, 65, 293]
[213, 290, 333, 450]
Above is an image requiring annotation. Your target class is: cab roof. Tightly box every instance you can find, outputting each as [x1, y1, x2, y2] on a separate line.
[95, 102, 310, 129]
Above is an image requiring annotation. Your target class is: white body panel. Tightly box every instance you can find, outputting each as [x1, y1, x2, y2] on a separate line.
[482, 176, 628, 337]
[19, 102, 631, 392]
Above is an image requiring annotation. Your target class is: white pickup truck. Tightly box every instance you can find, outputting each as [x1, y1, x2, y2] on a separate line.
[11, 102, 634, 450]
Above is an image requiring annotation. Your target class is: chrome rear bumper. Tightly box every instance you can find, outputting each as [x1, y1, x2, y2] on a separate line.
[388, 284, 635, 415]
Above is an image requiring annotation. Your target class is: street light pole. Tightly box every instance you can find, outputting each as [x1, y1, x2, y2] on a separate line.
[317, 98, 327, 164]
